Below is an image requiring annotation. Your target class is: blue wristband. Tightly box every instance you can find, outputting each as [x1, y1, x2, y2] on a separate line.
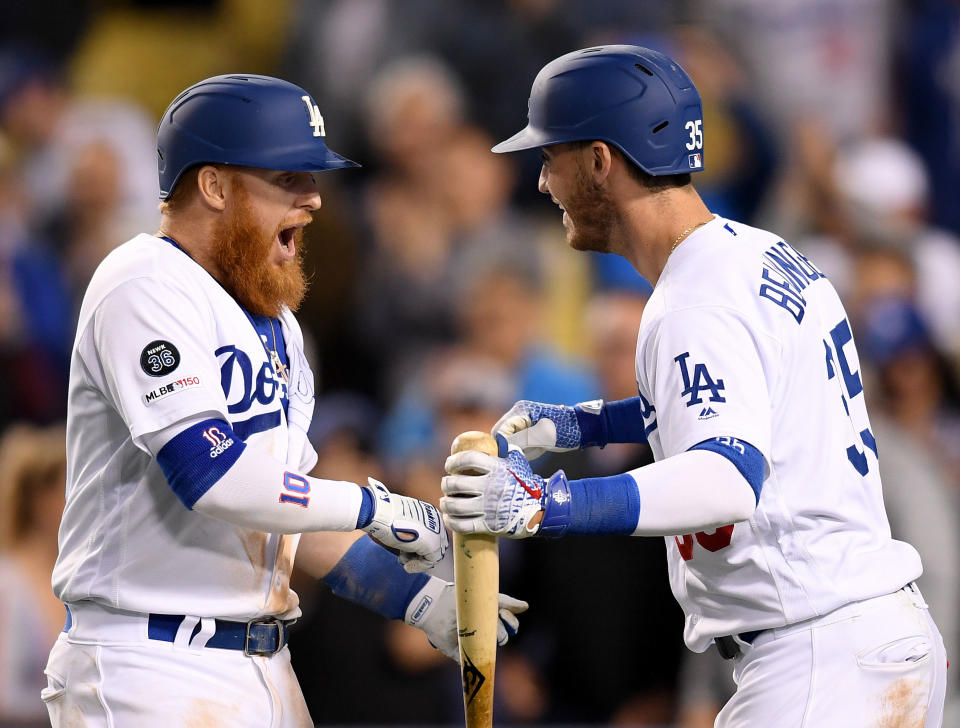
[538, 470, 572, 538]
[322, 537, 429, 620]
[575, 397, 650, 448]
[539, 471, 641, 537]
[356, 486, 374, 528]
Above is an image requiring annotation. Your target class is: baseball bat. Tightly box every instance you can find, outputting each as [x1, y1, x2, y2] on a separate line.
[448, 430, 500, 728]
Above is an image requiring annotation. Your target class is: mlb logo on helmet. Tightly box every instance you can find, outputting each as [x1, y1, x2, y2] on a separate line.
[688, 153, 703, 169]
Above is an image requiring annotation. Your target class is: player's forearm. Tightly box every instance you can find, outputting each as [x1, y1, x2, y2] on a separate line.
[295, 530, 365, 580]
[542, 450, 756, 538]
[192, 446, 364, 533]
[319, 536, 430, 620]
[626, 450, 756, 536]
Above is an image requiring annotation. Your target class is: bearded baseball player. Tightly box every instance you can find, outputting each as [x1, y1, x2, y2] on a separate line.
[43, 74, 526, 726]
[440, 47, 947, 727]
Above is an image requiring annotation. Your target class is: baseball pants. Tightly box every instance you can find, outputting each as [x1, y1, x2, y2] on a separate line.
[42, 602, 313, 727]
[716, 583, 946, 727]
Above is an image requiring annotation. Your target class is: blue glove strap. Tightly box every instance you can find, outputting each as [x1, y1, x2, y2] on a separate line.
[575, 397, 650, 448]
[322, 537, 429, 620]
[538, 469, 572, 538]
[566, 473, 642, 535]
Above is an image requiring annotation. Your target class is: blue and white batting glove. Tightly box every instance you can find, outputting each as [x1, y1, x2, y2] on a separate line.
[493, 399, 605, 460]
[404, 575, 528, 662]
[441, 441, 571, 538]
[362, 478, 447, 573]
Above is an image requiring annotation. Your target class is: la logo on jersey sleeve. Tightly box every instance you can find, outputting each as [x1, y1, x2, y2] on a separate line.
[674, 352, 726, 416]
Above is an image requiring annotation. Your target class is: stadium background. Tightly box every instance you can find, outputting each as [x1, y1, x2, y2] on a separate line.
[2, 0, 960, 725]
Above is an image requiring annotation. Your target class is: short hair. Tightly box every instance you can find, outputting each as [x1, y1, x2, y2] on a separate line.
[158, 164, 201, 215]
[572, 140, 691, 191]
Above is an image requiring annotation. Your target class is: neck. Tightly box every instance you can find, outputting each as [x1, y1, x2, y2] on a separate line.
[157, 212, 222, 279]
[617, 186, 712, 285]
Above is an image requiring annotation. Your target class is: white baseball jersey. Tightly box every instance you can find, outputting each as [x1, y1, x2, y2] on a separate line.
[635, 216, 922, 652]
[53, 234, 318, 621]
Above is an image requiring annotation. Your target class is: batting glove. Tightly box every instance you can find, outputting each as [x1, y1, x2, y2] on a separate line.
[404, 575, 528, 662]
[441, 443, 571, 538]
[493, 399, 605, 460]
[362, 478, 447, 573]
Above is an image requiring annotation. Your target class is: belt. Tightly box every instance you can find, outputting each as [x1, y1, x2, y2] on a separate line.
[63, 604, 294, 657]
[715, 629, 763, 660]
[713, 583, 925, 661]
[147, 614, 294, 656]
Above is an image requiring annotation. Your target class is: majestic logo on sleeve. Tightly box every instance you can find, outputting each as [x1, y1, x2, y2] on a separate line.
[674, 352, 726, 407]
[140, 340, 180, 377]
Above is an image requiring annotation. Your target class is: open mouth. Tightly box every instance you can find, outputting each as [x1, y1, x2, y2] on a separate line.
[277, 220, 309, 258]
[278, 226, 296, 254]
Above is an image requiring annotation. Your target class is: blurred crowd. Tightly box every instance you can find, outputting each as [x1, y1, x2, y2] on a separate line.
[3, 0, 960, 725]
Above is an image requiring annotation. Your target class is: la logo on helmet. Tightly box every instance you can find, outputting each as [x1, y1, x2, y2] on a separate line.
[301, 95, 326, 137]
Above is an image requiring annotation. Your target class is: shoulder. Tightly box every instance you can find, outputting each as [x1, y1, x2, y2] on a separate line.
[644, 217, 794, 337]
[78, 235, 214, 329]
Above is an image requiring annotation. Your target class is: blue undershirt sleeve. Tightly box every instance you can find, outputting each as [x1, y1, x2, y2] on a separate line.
[689, 437, 765, 503]
[156, 418, 247, 509]
[322, 537, 430, 620]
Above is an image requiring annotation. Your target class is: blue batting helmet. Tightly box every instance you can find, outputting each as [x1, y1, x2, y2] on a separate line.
[157, 74, 359, 199]
[492, 45, 704, 176]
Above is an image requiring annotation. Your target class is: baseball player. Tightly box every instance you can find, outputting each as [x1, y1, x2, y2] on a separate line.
[440, 47, 947, 727]
[43, 74, 526, 727]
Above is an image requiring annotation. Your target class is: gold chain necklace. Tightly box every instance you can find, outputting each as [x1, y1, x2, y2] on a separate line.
[669, 219, 711, 255]
[268, 319, 290, 387]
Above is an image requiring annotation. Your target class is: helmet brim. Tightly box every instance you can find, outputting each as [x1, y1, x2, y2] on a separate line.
[287, 146, 361, 171]
[491, 125, 555, 154]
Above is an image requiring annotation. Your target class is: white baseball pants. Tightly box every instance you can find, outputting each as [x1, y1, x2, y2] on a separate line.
[42, 603, 313, 727]
[716, 584, 946, 727]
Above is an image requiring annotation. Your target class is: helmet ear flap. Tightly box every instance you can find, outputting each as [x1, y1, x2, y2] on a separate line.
[492, 45, 705, 178]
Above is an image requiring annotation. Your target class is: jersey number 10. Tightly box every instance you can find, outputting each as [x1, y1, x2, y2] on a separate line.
[280, 472, 311, 508]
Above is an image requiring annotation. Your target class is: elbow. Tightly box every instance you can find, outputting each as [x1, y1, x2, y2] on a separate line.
[728, 482, 758, 523]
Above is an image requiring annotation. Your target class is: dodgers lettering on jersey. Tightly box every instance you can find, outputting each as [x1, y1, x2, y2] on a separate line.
[635, 216, 921, 651]
[54, 234, 318, 621]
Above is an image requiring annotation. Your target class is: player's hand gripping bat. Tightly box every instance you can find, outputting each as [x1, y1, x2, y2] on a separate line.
[447, 431, 500, 728]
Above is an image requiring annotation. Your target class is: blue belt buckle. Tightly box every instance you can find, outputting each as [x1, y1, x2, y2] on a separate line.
[244, 617, 284, 656]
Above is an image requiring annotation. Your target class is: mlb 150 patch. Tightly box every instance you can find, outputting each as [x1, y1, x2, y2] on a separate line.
[143, 377, 201, 405]
[140, 340, 181, 376]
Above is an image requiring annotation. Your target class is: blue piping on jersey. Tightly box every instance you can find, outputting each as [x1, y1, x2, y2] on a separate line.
[233, 410, 282, 440]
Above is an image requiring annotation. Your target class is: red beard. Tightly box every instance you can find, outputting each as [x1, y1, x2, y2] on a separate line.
[211, 181, 308, 317]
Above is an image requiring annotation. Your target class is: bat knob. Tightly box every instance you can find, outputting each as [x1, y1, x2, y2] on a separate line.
[451, 431, 499, 457]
